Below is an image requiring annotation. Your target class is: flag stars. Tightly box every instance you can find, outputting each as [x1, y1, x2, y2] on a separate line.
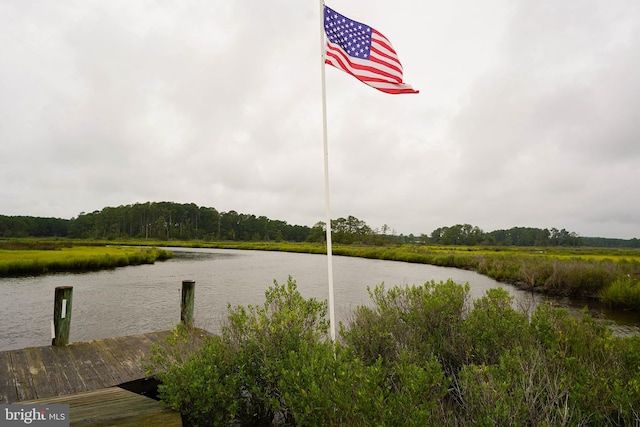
[324, 8, 372, 59]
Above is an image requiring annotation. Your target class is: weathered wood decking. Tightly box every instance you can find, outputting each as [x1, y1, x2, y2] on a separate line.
[0, 329, 209, 404]
[18, 386, 182, 427]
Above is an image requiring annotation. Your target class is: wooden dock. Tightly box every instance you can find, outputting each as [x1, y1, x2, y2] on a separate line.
[0, 329, 210, 425]
[1, 331, 175, 403]
[18, 386, 183, 427]
[0, 281, 210, 425]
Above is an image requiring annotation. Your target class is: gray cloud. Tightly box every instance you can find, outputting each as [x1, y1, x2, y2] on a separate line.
[1, 0, 639, 239]
[444, 0, 640, 238]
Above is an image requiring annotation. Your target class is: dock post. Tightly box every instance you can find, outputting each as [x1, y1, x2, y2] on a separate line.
[181, 280, 195, 328]
[52, 286, 73, 346]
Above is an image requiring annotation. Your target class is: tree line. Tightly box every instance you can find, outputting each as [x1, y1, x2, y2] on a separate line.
[429, 224, 639, 248]
[0, 202, 308, 242]
[0, 215, 69, 238]
[67, 202, 310, 241]
[428, 224, 592, 247]
[1, 202, 638, 247]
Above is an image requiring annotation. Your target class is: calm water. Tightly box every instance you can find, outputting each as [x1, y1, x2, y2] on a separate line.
[1, 248, 638, 351]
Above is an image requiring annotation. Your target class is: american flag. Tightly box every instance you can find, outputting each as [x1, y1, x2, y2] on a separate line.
[324, 6, 418, 95]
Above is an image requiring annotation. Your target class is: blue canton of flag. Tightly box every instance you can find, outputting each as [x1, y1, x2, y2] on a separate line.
[324, 6, 418, 94]
[325, 12, 373, 60]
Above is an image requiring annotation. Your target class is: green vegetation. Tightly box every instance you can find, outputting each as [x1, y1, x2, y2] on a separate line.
[0, 241, 172, 276]
[0, 215, 69, 238]
[325, 244, 640, 305]
[601, 276, 640, 310]
[3, 201, 639, 248]
[146, 278, 640, 426]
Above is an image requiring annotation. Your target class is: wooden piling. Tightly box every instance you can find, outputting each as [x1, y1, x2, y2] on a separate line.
[181, 280, 195, 327]
[52, 286, 73, 346]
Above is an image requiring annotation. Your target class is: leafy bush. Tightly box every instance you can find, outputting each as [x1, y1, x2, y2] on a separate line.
[342, 280, 469, 374]
[147, 276, 329, 426]
[279, 344, 447, 426]
[147, 278, 640, 426]
[462, 287, 530, 365]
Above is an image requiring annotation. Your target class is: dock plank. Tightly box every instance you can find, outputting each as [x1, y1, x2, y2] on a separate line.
[0, 351, 18, 403]
[9, 350, 38, 401]
[22, 346, 57, 399]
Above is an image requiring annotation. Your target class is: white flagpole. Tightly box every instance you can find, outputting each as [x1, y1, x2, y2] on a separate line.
[319, 0, 336, 341]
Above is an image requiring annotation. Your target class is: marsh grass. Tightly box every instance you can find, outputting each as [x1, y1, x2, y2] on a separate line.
[601, 276, 640, 309]
[0, 245, 172, 276]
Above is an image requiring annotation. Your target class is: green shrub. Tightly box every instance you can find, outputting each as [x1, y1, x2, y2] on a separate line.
[463, 287, 530, 365]
[147, 278, 640, 426]
[342, 280, 469, 374]
[220, 277, 329, 424]
[530, 303, 610, 358]
[153, 334, 244, 425]
[279, 343, 448, 426]
[147, 276, 329, 426]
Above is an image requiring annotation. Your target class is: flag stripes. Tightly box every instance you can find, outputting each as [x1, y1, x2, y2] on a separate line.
[324, 6, 418, 94]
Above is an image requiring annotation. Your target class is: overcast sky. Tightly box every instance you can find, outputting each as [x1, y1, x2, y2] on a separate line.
[1, 0, 639, 239]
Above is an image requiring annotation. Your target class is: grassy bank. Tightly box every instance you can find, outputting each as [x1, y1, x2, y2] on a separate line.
[0, 240, 172, 276]
[131, 240, 640, 308]
[4, 238, 640, 309]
